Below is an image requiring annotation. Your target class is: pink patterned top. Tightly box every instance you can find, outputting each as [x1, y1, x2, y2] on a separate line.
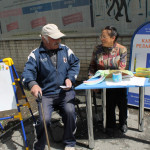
[89, 42, 127, 75]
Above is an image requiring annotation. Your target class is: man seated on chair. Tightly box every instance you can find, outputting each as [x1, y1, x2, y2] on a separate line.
[21, 23, 80, 150]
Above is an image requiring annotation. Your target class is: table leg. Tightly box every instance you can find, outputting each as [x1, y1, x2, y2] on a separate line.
[102, 88, 106, 132]
[138, 87, 144, 132]
[85, 89, 94, 149]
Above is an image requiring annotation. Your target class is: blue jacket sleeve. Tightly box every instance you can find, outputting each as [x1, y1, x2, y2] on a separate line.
[21, 52, 38, 89]
[66, 48, 80, 83]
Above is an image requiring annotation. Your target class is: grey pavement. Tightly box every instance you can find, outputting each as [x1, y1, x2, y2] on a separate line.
[0, 94, 150, 150]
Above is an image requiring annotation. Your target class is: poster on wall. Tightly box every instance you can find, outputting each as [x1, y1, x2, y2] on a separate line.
[128, 21, 150, 109]
[0, 0, 150, 39]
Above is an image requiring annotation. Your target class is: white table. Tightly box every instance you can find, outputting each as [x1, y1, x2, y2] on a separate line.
[75, 77, 150, 149]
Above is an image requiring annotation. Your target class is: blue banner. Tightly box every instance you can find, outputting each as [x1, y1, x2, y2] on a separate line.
[22, 3, 52, 14]
[136, 23, 150, 34]
[22, 0, 90, 14]
[146, 53, 150, 68]
[128, 92, 150, 109]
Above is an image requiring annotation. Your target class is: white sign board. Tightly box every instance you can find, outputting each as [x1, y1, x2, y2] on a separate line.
[128, 22, 150, 109]
[0, 62, 17, 111]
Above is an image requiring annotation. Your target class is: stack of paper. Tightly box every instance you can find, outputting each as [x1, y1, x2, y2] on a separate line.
[105, 76, 146, 86]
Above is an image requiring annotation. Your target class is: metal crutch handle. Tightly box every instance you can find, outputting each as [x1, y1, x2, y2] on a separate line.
[38, 92, 51, 150]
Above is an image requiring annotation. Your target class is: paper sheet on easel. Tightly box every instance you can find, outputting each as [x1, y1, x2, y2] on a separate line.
[0, 63, 17, 111]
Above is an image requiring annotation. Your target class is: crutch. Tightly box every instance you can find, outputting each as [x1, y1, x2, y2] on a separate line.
[38, 92, 51, 150]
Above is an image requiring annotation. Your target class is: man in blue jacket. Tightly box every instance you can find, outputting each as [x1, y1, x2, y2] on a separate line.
[21, 24, 80, 150]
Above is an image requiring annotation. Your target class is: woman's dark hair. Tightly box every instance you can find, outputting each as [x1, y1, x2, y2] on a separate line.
[104, 26, 119, 41]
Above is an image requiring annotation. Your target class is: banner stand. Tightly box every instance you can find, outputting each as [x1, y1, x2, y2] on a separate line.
[0, 58, 36, 150]
[128, 21, 150, 109]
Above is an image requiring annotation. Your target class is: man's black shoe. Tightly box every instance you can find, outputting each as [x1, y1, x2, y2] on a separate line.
[120, 124, 128, 133]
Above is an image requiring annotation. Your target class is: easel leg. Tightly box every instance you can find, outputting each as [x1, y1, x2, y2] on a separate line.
[0, 123, 4, 130]
[20, 120, 29, 150]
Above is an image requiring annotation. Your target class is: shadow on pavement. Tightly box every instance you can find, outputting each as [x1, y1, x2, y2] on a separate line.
[1, 105, 150, 150]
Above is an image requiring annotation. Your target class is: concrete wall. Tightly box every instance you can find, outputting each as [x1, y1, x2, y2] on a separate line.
[0, 36, 132, 81]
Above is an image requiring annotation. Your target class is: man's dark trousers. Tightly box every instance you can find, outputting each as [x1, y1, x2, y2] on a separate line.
[33, 90, 76, 150]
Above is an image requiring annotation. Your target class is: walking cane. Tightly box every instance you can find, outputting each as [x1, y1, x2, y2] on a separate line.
[38, 92, 51, 150]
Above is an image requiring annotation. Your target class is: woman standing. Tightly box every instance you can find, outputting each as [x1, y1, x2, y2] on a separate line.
[89, 26, 128, 133]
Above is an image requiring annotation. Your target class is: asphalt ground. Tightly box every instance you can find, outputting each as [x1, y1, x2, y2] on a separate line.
[0, 95, 150, 150]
